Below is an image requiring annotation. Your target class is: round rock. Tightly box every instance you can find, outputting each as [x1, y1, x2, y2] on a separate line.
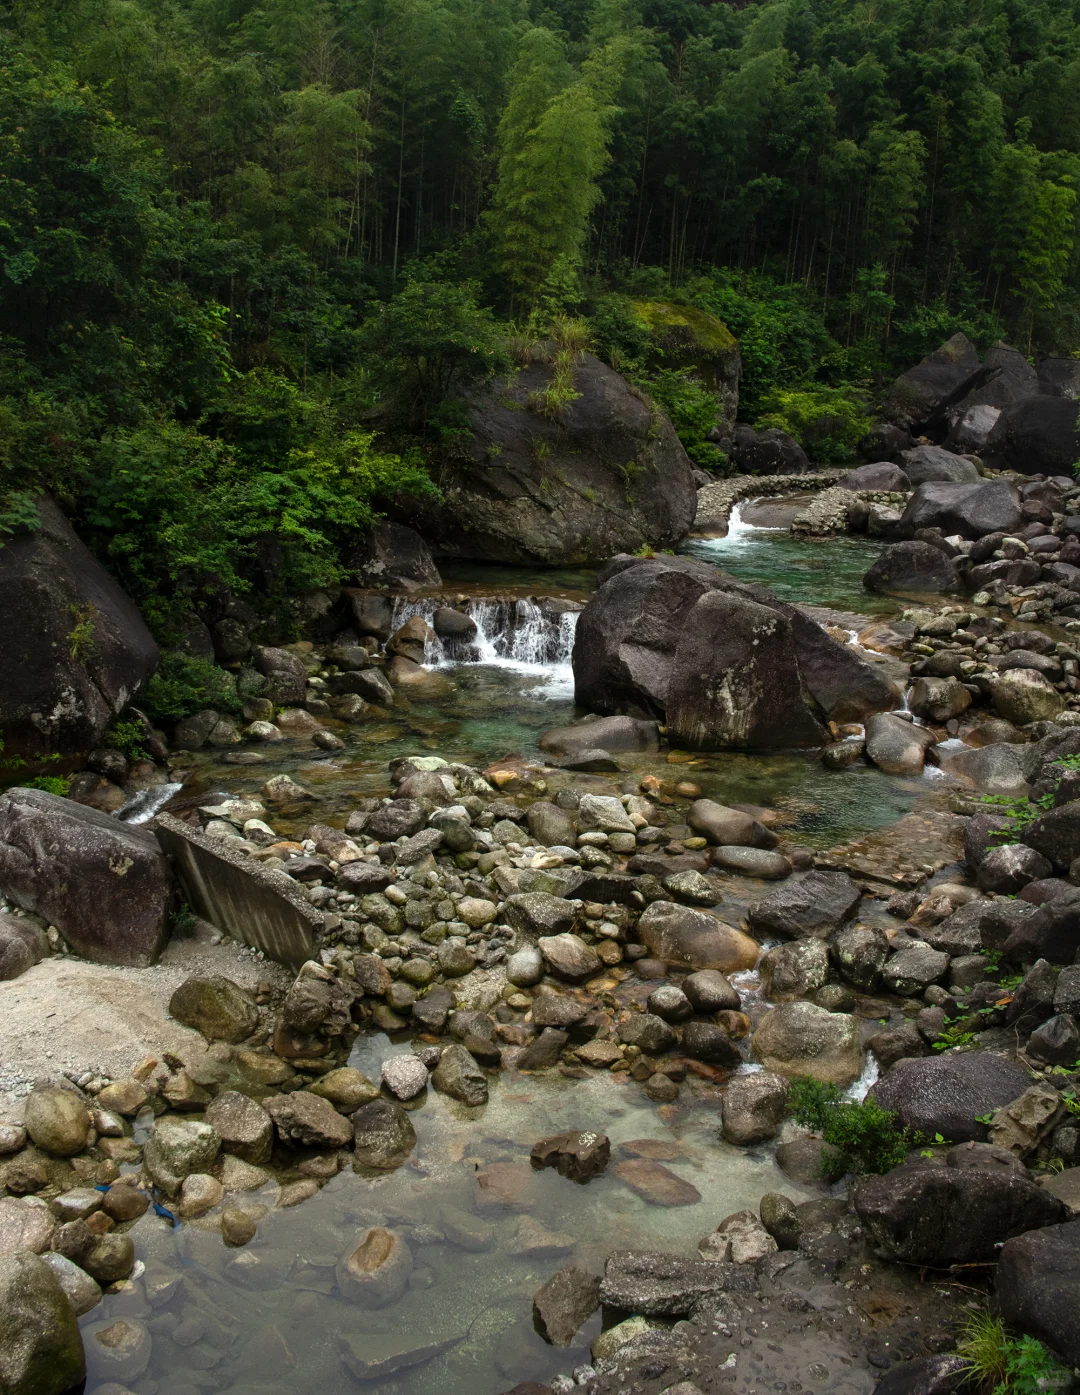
[381, 1055, 429, 1101]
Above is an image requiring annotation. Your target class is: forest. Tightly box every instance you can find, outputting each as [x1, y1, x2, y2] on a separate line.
[3, 0, 1080, 631]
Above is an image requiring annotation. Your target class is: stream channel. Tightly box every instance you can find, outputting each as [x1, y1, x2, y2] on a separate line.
[88, 513, 936, 1395]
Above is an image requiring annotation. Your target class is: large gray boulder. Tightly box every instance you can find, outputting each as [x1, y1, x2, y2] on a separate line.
[883, 334, 980, 427]
[347, 521, 440, 591]
[837, 462, 911, 491]
[748, 870, 861, 940]
[899, 445, 981, 485]
[729, 423, 810, 475]
[855, 1162, 1066, 1265]
[752, 1002, 864, 1086]
[863, 541, 959, 595]
[0, 1250, 86, 1394]
[399, 353, 697, 564]
[984, 395, 1080, 477]
[573, 555, 895, 739]
[665, 590, 825, 750]
[933, 344, 1040, 454]
[0, 787, 172, 966]
[871, 1054, 1031, 1143]
[996, 1220, 1080, 1367]
[0, 496, 159, 765]
[899, 480, 1022, 538]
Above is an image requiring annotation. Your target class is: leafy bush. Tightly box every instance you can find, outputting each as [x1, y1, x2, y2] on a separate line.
[787, 1076, 913, 1175]
[956, 1309, 1074, 1394]
[640, 369, 728, 472]
[756, 386, 871, 463]
[140, 653, 241, 723]
[103, 719, 151, 762]
[22, 775, 70, 796]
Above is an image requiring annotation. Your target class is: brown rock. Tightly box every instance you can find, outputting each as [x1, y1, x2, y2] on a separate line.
[612, 1159, 702, 1206]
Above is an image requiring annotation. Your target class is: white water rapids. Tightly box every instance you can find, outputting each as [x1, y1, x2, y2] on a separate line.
[389, 596, 579, 699]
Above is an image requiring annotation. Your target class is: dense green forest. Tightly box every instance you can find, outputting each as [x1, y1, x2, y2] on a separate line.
[3, 0, 1080, 628]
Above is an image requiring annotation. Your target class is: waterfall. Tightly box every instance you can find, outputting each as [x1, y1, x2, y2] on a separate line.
[387, 597, 578, 698]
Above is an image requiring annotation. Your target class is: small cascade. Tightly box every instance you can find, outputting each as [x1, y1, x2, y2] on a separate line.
[387, 596, 578, 697]
[723, 498, 785, 543]
[118, 781, 184, 825]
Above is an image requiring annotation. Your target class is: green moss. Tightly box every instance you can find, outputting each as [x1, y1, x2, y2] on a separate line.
[630, 300, 737, 355]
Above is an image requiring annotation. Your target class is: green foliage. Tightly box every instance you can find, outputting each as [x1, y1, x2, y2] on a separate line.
[756, 387, 871, 464]
[641, 370, 727, 471]
[786, 1076, 913, 1176]
[933, 1022, 979, 1052]
[103, 720, 150, 763]
[0, 491, 41, 544]
[957, 1309, 1074, 1394]
[22, 775, 70, 797]
[357, 279, 510, 433]
[140, 653, 241, 723]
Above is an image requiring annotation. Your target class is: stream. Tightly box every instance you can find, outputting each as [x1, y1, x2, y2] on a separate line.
[90, 515, 938, 1395]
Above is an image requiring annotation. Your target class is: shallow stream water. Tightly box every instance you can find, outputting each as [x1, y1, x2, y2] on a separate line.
[111, 517, 938, 1394]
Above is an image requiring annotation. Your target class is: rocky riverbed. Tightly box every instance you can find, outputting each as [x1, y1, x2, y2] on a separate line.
[3, 330, 1080, 1395]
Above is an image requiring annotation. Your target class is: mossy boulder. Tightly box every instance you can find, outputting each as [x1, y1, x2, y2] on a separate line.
[630, 300, 741, 427]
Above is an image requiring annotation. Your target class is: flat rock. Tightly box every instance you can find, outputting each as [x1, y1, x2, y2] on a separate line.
[612, 1159, 702, 1206]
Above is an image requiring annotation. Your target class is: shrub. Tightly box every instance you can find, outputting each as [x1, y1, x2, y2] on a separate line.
[756, 386, 871, 463]
[787, 1076, 913, 1175]
[103, 719, 151, 762]
[140, 653, 241, 723]
[23, 775, 70, 796]
[641, 369, 728, 472]
[956, 1309, 1074, 1394]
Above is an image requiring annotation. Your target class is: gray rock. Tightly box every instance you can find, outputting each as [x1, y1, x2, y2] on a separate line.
[990, 669, 1064, 726]
[380, 1055, 429, 1101]
[996, 1220, 1080, 1368]
[365, 800, 427, 841]
[351, 1098, 417, 1168]
[884, 334, 980, 427]
[598, 1250, 753, 1317]
[169, 975, 258, 1042]
[978, 843, 1053, 894]
[687, 799, 755, 845]
[829, 924, 889, 992]
[517, 1029, 570, 1070]
[525, 801, 578, 848]
[752, 1002, 863, 1086]
[940, 742, 1029, 796]
[506, 946, 545, 987]
[0, 788, 172, 967]
[538, 934, 600, 983]
[682, 970, 740, 1013]
[899, 444, 980, 485]
[24, 1087, 90, 1158]
[721, 1071, 789, 1145]
[431, 1045, 488, 1105]
[504, 893, 578, 938]
[872, 1053, 1032, 1143]
[748, 870, 861, 940]
[758, 940, 829, 1000]
[617, 1012, 678, 1053]
[0, 1250, 86, 1392]
[40, 1251, 101, 1316]
[646, 985, 693, 1023]
[263, 1091, 353, 1150]
[636, 900, 759, 973]
[533, 1265, 601, 1346]
[538, 717, 660, 756]
[837, 462, 911, 491]
[881, 941, 949, 994]
[681, 1021, 740, 1065]
[0, 913, 45, 982]
[855, 1162, 1065, 1265]
[863, 541, 960, 595]
[872, 1356, 972, 1395]
[336, 1226, 413, 1307]
[712, 845, 792, 881]
[865, 712, 936, 775]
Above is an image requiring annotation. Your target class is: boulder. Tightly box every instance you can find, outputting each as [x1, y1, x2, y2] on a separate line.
[0, 787, 172, 966]
[40, 1251, 101, 1317]
[348, 522, 440, 591]
[730, 423, 811, 475]
[881, 941, 949, 994]
[0, 1197, 56, 1256]
[337, 1227, 413, 1307]
[907, 677, 971, 724]
[1021, 799, 1080, 870]
[537, 934, 600, 983]
[830, 924, 889, 992]
[872, 1054, 1031, 1143]
[538, 716, 660, 756]
[0, 496, 159, 765]
[977, 843, 1052, 894]
[530, 1131, 610, 1184]
[204, 1092, 273, 1165]
[984, 395, 1080, 477]
[636, 901, 759, 972]
[532, 1265, 601, 1346]
[837, 462, 911, 491]
[864, 712, 937, 775]
[752, 1002, 863, 1086]
[401, 354, 697, 564]
[665, 590, 826, 750]
[682, 970, 740, 1013]
[598, 1250, 751, 1317]
[572, 556, 720, 717]
[883, 334, 980, 427]
[998, 893, 1080, 965]
[351, 1098, 417, 1168]
[263, 1091, 353, 1150]
[899, 445, 980, 485]
[900, 480, 1022, 539]
[0, 913, 45, 982]
[854, 1162, 1065, 1265]
[758, 940, 830, 1000]
[169, 976, 258, 1042]
[431, 1045, 488, 1106]
[681, 1021, 740, 1065]
[631, 300, 741, 426]
[0, 1250, 86, 1394]
[617, 1012, 678, 1054]
[524, 802, 578, 848]
[748, 870, 860, 940]
[990, 669, 1065, 725]
[24, 1088, 90, 1158]
[143, 1119, 221, 1195]
[720, 1071, 789, 1145]
[939, 742, 1029, 795]
[687, 800, 754, 845]
[863, 541, 959, 595]
[996, 1220, 1080, 1368]
[504, 892, 578, 938]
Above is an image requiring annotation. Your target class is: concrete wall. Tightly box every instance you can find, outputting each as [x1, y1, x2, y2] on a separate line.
[154, 813, 319, 969]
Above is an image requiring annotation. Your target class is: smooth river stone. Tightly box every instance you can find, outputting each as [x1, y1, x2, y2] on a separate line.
[612, 1159, 702, 1206]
